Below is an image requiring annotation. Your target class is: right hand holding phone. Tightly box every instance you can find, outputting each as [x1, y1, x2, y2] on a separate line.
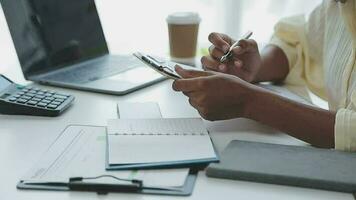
[202, 32, 262, 83]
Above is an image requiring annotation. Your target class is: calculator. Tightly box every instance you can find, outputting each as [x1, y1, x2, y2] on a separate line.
[0, 75, 74, 116]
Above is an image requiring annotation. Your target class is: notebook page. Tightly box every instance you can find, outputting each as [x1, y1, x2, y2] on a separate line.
[107, 118, 217, 164]
[117, 102, 162, 119]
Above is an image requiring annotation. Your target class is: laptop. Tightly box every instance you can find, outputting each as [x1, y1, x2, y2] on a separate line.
[1, 0, 165, 95]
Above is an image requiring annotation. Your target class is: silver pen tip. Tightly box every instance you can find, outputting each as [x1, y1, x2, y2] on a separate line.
[220, 55, 227, 63]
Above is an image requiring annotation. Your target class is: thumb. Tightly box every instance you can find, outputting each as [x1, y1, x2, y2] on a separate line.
[175, 65, 212, 79]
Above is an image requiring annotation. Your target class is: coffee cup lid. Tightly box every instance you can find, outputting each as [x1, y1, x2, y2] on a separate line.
[166, 12, 201, 25]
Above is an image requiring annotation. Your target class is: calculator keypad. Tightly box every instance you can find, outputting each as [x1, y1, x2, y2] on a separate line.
[7, 87, 70, 109]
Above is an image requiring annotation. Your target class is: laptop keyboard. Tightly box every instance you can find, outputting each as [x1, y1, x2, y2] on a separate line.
[43, 55, 142, 83]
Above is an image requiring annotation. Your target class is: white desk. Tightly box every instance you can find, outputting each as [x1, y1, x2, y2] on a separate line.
[0, 71, 354, 200]
[0, 7, 353, 200]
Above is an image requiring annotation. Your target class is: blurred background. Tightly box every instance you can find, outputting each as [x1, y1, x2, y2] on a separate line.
[0, 0, 321, 81]
[94, 0, 322, 54]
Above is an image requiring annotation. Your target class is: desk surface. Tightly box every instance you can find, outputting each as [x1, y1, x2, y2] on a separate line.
[0, 6, 353, 200]
[0, 78, 354, 200]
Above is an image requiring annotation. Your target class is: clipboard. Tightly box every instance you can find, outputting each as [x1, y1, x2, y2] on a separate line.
[133, 52, 181, 80]
[17, 125, 198, 196]
[17, 170, 198, 196]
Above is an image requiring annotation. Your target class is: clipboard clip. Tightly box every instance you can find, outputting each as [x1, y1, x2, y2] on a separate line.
[133, 52, 181, 80]
[68, 175, 143, 195]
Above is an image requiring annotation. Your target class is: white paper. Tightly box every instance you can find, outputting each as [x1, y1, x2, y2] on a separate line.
[117, 102, 162, 119]
[22, 125, 189, 188]
[107, 118, 217, 165]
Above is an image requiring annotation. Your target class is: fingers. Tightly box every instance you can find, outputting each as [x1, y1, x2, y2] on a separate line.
[172, 78, 200, 92]
[231, 62, 252, 81]
[205, 32, 241, 73]
[234, 60, 243, 68]
[232, 39, 258, 55]
[201, 56, 219, 70]
[205, 44, 226, 72]
[175, 65, 211, 79]
[208, 32, 231, 53]
[173, 66, 215, 92]
[208, 45, 224, 60]
[188, 98, 199, 109]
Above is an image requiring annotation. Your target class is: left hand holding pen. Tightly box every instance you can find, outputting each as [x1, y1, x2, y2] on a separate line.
[172, 65, 259, 121]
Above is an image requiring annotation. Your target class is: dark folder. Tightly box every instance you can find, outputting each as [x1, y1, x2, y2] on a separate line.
[206, 140, 356, 193]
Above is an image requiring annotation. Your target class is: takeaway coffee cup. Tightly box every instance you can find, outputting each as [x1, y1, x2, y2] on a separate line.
[166, 12, 201, 64]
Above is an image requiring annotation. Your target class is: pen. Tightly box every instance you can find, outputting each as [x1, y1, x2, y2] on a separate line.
[220, 31, 253, 63]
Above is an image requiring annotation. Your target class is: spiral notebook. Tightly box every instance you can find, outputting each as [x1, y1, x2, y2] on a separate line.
[106, 118, 218, 170]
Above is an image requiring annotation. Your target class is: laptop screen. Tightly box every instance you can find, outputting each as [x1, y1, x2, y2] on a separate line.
[1, 0, 109, 77]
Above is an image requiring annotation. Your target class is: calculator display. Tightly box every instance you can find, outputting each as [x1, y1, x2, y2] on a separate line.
[0, 75, 12, 92]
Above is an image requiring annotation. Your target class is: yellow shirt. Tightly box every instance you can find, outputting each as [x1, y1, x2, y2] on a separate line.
[270, 0, 356, 151]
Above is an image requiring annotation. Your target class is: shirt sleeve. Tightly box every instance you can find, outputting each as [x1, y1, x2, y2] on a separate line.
[335, 91, 356, 151]
[269, 2, 327, 100]
[269, 2, 356, 152]
[334, 0, 356, 151]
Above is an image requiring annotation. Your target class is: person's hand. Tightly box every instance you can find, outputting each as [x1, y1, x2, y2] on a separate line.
[172, 65, 259, 121]
[202, 32, 262, 83]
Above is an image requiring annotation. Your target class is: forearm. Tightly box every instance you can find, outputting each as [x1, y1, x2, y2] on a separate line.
[254, 45, 289, 83]
[246, 88, 336, 148]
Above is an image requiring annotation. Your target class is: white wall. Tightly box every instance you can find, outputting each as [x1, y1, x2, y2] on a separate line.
[94, 0, 322, 54]
[0, 0, 322, 60]
[219, 0, 322, 44]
